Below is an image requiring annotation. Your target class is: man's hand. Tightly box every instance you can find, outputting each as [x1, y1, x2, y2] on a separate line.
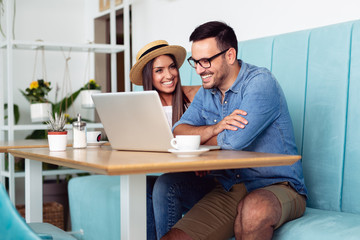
[212, 109, 248, 135]
[173, 109, 248, 145]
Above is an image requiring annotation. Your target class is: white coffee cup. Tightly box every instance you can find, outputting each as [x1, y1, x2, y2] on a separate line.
[87, 131, 102, 143]
[170, 135, 200, 151]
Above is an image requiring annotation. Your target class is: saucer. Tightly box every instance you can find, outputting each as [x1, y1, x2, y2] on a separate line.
[87, 141, 108, 147]
[168, 148, 209, 157]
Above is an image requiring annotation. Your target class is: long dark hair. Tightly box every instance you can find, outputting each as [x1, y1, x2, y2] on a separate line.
[142, 54, 190, 125]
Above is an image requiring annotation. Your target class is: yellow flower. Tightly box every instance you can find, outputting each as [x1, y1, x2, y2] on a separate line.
[89, 79, 96, 84]
[29, 81, 39, 89]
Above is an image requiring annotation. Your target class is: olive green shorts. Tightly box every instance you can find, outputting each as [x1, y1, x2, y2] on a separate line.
[173, 182, 306, 240]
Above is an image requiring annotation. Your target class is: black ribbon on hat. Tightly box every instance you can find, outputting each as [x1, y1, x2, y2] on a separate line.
[139, 44, 168, 60]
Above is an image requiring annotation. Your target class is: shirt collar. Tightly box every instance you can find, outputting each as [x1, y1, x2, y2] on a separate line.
[227, 60, 244, 94]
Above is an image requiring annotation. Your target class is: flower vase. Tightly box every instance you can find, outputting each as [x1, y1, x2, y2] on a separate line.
[30, 103, 52, 123]
[80, 90, 101, 108]
[47, 131, 68, 151]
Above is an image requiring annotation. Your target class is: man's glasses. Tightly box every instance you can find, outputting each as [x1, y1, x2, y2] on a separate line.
[187, 48, 229, 69]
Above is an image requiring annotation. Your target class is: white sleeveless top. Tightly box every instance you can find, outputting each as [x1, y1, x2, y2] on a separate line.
[163, 106, 172, 128]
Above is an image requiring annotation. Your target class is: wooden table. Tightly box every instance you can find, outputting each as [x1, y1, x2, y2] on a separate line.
[1, 140, 49, 202]
[0, 139, 82, 203]
[9, 146, 301, 240]
[0, 140, 49, 153]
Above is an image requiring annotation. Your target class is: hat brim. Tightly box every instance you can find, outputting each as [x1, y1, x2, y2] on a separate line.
[130, 45, 187, 86]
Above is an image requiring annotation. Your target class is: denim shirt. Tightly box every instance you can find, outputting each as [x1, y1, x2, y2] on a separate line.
[173, 60, 307, 197]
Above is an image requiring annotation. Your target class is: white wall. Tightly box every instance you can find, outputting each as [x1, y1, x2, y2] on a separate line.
[131, 0, 360, 56]
[5, 0, 98, 139]
[4, 0, 360, 139]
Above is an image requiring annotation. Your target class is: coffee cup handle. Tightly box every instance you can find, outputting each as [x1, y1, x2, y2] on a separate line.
[96, 133, 102, 142]
[170, 138, 178, 149]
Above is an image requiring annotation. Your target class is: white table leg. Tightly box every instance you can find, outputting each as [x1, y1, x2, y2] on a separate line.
[8, 153, 16, 204]
[25, 158, 43, 223]
[0, 153, 5, 186]
[120, 174, 146, 240]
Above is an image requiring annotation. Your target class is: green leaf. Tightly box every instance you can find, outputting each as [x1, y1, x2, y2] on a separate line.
[4, 103, 20, 124]
[20, 89, 32, 103]
[25, 129, 47, 139]
[13, 104, 20, 124]
[52, 88, 81, 114]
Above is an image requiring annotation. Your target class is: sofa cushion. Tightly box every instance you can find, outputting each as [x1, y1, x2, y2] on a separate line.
[29, 222, 76, 240]
[238, 36, 274, 69]
[301, 21, 353, 212]
[273, 207, 360, 240]
[342, 20, 360, 214]
[272, 29, 310, 153]
[68, 175, 120, 240]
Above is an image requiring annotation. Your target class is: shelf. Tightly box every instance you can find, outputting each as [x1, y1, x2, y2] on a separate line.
[1, 0, 131, 204]
[1, 40, 126, 53]
[0, 123, 104, 131]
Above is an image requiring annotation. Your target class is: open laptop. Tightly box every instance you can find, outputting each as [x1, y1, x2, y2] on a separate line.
[92, 91, 220, 152]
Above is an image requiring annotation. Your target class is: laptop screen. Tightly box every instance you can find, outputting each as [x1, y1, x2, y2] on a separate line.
[92, 91, 174, 152]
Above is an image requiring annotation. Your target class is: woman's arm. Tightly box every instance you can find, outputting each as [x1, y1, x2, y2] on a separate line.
[182, 85, 201, 102]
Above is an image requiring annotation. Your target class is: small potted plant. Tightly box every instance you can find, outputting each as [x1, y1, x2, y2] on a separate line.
[20, 79, 52, 122]
[80, 79, 101, 108]
[46, 112, 67, 151]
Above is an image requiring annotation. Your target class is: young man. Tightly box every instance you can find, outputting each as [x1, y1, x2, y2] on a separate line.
[162, 21, 307, 240]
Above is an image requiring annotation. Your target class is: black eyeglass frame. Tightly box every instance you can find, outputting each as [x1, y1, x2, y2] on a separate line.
[187, 48, 230, 69]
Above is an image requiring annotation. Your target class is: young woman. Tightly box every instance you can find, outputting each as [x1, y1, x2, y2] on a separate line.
[130, 40, 200, 127]
[130, 40, 214, 240]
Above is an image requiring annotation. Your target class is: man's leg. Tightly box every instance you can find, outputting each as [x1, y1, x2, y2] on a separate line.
[162, 182, 247, 240]
[162, 228, 192, 240]
[153, 172, 216, 239]
[234, 182, 306, 240]
[234, 189, 281, 240]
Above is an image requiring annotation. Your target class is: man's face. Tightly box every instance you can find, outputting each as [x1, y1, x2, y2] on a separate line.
[191, 37, 230, 89]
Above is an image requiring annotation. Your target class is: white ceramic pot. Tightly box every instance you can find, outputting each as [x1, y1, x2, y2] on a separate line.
[48, 131, 68, 151]
[30, 103, 52, 123]
[81, 90, 101, 108]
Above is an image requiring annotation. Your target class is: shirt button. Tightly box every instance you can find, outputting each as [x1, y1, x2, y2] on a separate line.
[214, 119, 217, 123]
[236, 174, 240, 178]
[224, 101, 228, 104]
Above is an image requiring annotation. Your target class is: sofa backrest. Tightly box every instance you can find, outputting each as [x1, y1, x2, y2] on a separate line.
[179, 20, 360, 215]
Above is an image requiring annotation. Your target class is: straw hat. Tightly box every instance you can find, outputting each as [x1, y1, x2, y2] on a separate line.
[130, 40, 187, 86]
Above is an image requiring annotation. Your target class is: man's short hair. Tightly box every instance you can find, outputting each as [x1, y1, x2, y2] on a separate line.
[189, 21, 238, 55]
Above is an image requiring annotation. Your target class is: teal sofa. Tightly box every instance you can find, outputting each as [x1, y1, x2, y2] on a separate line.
[69, 20, 360, 239]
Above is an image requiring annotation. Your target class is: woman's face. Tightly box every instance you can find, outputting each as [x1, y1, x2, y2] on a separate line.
[152, 55, 179, 94]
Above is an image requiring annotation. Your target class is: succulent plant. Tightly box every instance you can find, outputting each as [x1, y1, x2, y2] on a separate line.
[46, 112, 66, 132]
